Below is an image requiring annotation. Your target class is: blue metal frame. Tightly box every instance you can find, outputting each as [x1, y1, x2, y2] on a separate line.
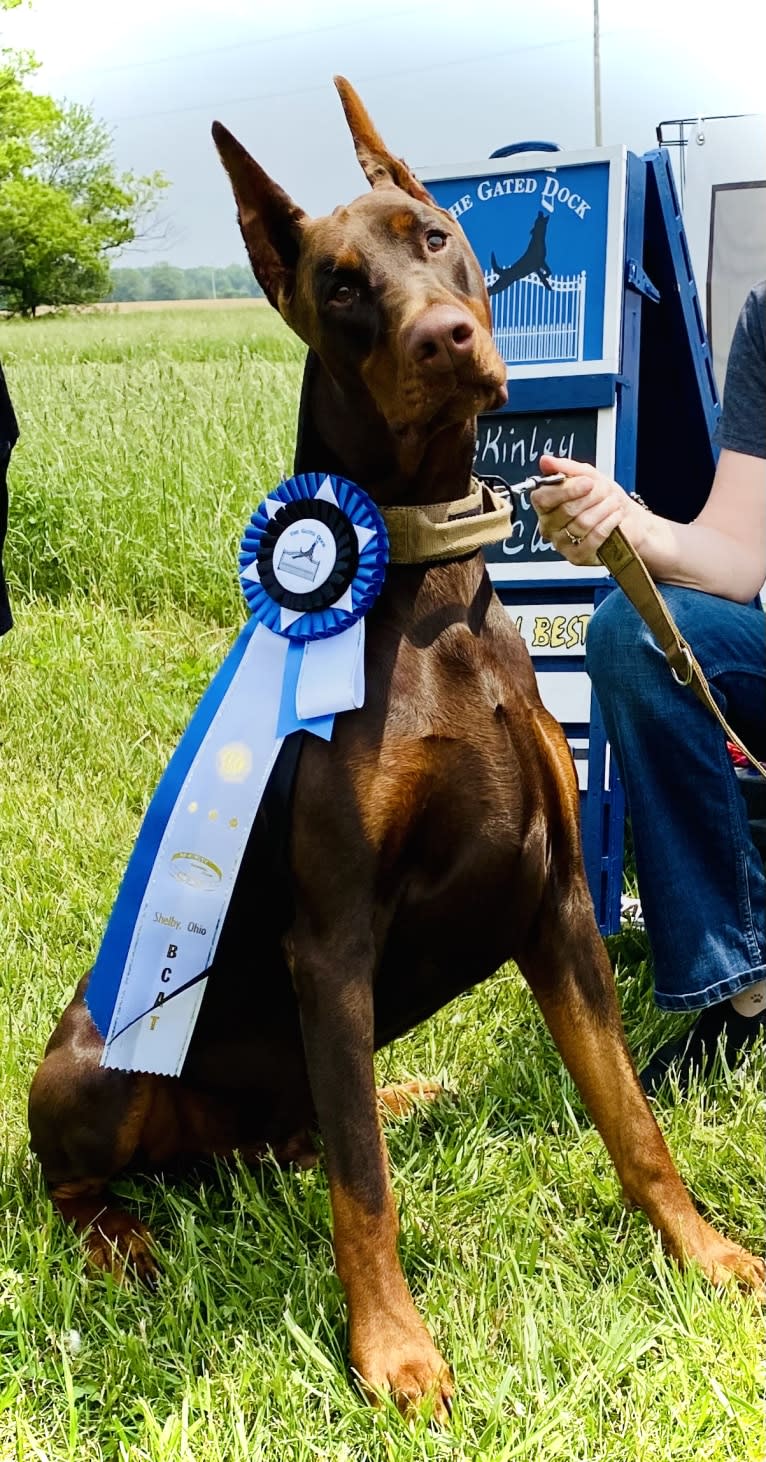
[501, 375, 619, 412]
[578, 150, 653, 933]
[633, 149, 721, 520]
[644, 150, 720, 436]
[581, 583, 624, 934]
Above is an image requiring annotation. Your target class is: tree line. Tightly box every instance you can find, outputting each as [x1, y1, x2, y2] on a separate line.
[109, 263, 263, 303]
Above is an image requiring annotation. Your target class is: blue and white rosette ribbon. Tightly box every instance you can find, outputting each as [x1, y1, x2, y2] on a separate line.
[86, 473, 387, 1076]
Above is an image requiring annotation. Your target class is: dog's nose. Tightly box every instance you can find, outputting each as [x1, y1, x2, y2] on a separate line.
[404, 306, 476, 371]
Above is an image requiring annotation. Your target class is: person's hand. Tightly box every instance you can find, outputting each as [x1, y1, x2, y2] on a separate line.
[530, 454, 651, 565]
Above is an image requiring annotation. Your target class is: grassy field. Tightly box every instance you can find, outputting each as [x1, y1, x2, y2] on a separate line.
[0, 307, 763, 1462]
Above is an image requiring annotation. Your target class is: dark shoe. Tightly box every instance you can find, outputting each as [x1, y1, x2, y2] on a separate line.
[640, 1001, 766, 1096]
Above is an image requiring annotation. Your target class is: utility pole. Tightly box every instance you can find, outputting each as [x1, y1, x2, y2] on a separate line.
[211, 267, 217, 301]
[593, 0, 603, 147]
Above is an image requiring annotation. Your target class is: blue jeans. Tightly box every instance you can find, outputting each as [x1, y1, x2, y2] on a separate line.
[586, 584, 766, 1011]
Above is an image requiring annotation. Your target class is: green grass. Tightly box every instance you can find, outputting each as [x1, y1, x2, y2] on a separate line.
[2, 308, 305, 622]
[1, 308, 764, 1462]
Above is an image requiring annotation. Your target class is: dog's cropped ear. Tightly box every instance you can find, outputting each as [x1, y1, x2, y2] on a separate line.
[212, 122, 306, 310]
[334, 76, 435, 205]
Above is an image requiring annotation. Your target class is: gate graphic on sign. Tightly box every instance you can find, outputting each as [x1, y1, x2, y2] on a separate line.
[486, 271, 587, 364]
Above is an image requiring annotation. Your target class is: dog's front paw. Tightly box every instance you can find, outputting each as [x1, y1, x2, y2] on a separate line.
[722, 1243, 765, 1294]
[351, 1315, 453, 1421]
[664, 1212, 764, 1293]
[689, 1221, 765, 1293]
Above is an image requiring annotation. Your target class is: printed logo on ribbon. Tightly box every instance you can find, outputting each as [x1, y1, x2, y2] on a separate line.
[240, 473, 387, 638]
[86, 473, 388, 1077]
[170, 851, 223, 890]
[274, 520, 337, 590]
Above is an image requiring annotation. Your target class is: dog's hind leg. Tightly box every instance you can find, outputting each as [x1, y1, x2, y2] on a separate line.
[28, 979, 158, 1283]
[518, 893, 765, 1291]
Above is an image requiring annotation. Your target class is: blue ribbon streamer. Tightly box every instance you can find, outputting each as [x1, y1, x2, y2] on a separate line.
[86, 615, 258, 1036]
[85, 472, 388, 1065]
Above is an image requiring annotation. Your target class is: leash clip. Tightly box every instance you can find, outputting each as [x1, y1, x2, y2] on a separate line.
[508, 472, 567, 496]
[669, 644, 694, 687]
[474, 472, 567, 500]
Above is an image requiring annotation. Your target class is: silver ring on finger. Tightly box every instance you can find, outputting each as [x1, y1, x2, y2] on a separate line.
[564, 528, 582, 545]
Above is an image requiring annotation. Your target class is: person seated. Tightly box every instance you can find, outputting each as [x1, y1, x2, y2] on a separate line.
[529, 282, 766, 1093]
[0, 360, 19, 637]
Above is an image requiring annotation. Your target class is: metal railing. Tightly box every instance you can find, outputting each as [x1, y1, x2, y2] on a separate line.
[487, 270, 587, 363]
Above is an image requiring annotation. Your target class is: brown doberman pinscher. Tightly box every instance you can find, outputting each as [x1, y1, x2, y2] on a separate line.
[29, 79, 763, 1420]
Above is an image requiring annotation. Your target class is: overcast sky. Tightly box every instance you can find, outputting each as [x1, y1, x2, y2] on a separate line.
[3, 0, 765, 268]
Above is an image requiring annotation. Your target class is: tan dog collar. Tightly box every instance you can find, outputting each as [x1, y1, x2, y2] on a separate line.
[381, 480, 512, 564]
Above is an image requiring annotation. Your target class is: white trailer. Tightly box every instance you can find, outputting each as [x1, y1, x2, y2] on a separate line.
[659, 113, 766, 387]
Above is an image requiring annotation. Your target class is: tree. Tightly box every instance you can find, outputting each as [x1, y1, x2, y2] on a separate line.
[0, 175, 109, 314]
[147, 262, 185, 301]
[0, 43, 167, 314]
[0, 48, 56, 186]
[216, 262, 258, 298]
[108, 266, 147, 302]
[182, 266, 214, 300]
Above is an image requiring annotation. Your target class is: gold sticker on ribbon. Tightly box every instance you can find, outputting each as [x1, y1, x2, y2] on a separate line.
[216, 741, 253, 783]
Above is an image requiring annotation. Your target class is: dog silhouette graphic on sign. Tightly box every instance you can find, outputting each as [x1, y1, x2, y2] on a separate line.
[488, 211, 552, 294]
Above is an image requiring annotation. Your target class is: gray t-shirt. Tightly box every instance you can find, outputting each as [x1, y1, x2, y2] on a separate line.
[714, 281, 766, 460]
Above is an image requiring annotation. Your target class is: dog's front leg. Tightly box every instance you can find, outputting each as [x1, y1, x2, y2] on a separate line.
[287, 924, 452, 1419]
[521, 898, 765, 1291]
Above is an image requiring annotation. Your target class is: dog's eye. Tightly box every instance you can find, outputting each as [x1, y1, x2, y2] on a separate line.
[328, 282, 354, 305]
[426, 230, 448, 252]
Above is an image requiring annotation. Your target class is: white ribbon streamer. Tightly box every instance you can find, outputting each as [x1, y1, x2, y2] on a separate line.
[100, 614, 369, 1076]
[102, 624, 289, 1074]
[296, 620, 366, 721]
